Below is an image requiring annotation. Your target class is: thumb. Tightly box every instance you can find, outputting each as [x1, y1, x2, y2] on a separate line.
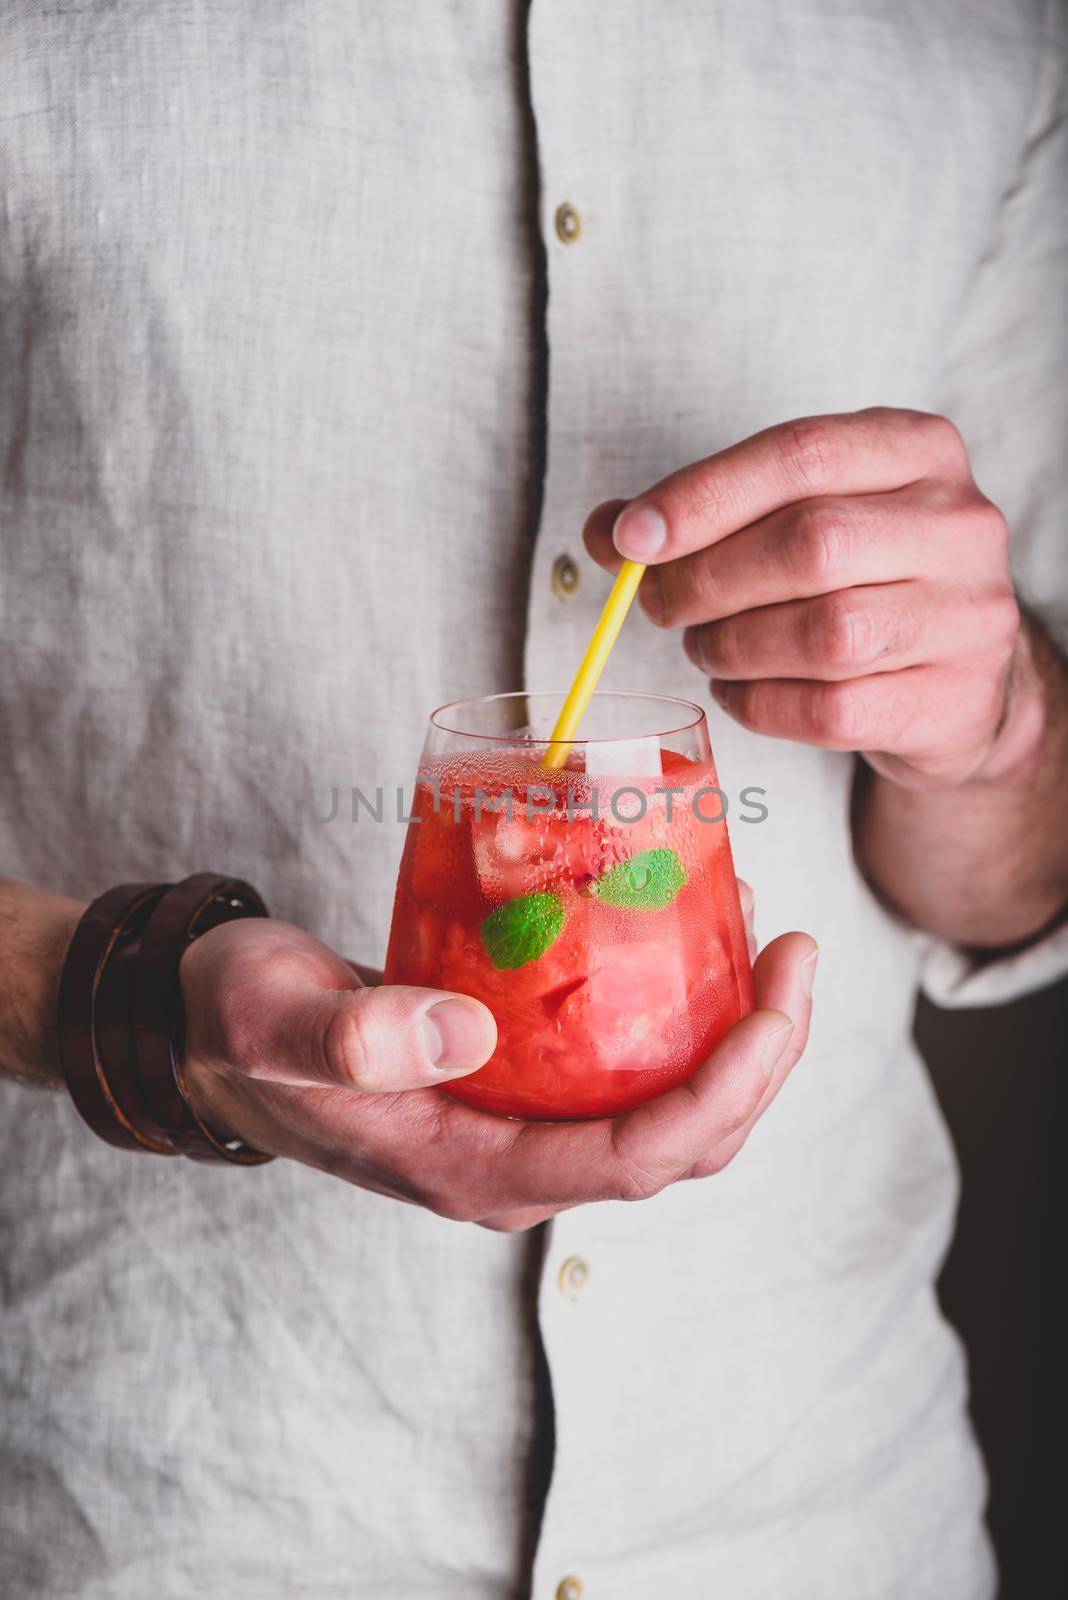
[291, 983, 498, 1093]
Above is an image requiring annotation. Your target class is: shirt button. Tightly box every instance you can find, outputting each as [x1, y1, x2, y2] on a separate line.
[554, 201, 582, 244]
[551, 553, 580, 599]
[557, 1255, 590, 1299]
[556, 1578, 584, 1600]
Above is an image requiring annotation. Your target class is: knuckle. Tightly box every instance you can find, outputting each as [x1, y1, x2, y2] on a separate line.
[611, 1151, 665, 1203]
[212, 980, 262, 1071]
[970, 496, 1010, 555]
[684, 624, 709, 670]
[691, 1130, 748, 1180]
[810, 590, 874, 671]
[424, 1188, 476, 1224]
[716, 1141, 743, 1171]
[617, 1171, 660, 1203]
[987, 591, 1021, 649]
[675, 468, 734, 531]
[780, 416, 838, 490]
[661, 554, 715, 623]
[714, 1134, 746, 1172]
[787, 502, 849, 585]
[922, 411, 967, 462]
[701, 617, 740, 673]
[322, 1003, 377, 1090]
[859, 404, 901, 431]
[979, 674, 1007, 726]
[806, 680, 864, 746]
[644, 567, 672, 626]
[727, 681, 765, 729]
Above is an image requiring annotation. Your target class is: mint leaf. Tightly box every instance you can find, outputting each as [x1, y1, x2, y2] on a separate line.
[590, 848, 687, 910]
[480, 892, 565, 970]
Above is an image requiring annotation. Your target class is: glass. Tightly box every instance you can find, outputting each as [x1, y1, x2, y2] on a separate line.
[384, 692, 754, 1119]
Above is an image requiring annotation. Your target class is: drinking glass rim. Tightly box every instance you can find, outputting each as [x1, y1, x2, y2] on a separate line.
[429, 690, 707, 743]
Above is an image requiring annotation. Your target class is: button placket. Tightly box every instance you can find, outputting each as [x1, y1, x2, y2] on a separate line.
[523, 21, 606, 699]
[525, 13, 614, 1599]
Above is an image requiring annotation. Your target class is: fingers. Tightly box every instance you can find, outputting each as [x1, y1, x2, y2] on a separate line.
[207, 932, 813, 1221]
[492, 1001, 803, 1213]
[418, 926, 817, 1220]
[708, 594, 1011, 786]
[609, 930, 816, 1188]
[182, 915, 817, 1224]
[684, 932, 817, 1179]
[749, 931, 818, 1042]
[205, 963, 497, 1093]
[591, 410, 966, 566]
[182, 911, 500, 1095]
[581, 447, 1015, 782]
[705, 661, 1010, 772]
[603, 1007, 796, 1190]
[709, 667, 924, 753]
[186, 912, 815, 1224]
[582, 498, 628, 574]
[599, 487, 955, 631]
[684, 581, 955, 683]
[319, 986, 498, 1092]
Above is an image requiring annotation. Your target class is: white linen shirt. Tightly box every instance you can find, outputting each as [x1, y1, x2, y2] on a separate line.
[2, 3, 1067, 1598]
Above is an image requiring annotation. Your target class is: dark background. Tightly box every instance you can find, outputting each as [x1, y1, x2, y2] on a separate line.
[919, 974, 1066, 1599]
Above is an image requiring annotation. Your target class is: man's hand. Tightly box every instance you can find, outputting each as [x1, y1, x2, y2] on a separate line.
[182, 914, 816, 1231]
[584, 407, 1068, 947]
[584, 407, 1027, 790]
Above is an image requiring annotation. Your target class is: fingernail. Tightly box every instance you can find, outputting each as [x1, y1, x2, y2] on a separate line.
[800, 946, 819, 999]
[613, 503, 667, 561]
[424, 999, 493, 1074]
[761, 1019, 793, 1076]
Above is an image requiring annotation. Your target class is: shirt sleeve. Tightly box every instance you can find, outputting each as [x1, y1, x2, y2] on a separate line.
[921, 0, 1068, 1009]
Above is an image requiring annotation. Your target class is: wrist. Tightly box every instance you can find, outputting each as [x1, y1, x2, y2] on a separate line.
[181, 1052, 234, 1135]
[178, 943, 265, 1150]
[968, 621, 1048, 788]
[0, 879, 86, 1090]
[54, 873, 275, 1163]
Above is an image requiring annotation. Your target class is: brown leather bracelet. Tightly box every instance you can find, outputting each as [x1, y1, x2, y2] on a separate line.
[57, 882, 179, 1156]
[132, 872, 273, 1166]
[59, 874, 275, 1164]
[97, 938, 183, 1153]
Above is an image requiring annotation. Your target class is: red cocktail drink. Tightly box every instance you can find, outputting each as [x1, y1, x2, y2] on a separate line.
[384, 693, 753, 1120]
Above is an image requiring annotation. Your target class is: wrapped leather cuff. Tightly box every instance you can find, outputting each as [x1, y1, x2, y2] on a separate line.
[57, 873, 274, 1166]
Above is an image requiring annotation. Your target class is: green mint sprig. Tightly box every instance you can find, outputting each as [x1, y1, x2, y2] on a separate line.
[480, 892, 565, 970]
[589, 847, 687, 910]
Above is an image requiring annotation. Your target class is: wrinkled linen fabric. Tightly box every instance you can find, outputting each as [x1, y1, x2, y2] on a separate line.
[1, 3, 1066, 1597]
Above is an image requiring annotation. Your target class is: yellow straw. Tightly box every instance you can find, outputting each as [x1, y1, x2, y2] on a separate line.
[541, 560, 646, 770]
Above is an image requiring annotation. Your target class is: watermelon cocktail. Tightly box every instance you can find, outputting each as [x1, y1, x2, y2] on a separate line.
[384, 692, 753, 1120]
